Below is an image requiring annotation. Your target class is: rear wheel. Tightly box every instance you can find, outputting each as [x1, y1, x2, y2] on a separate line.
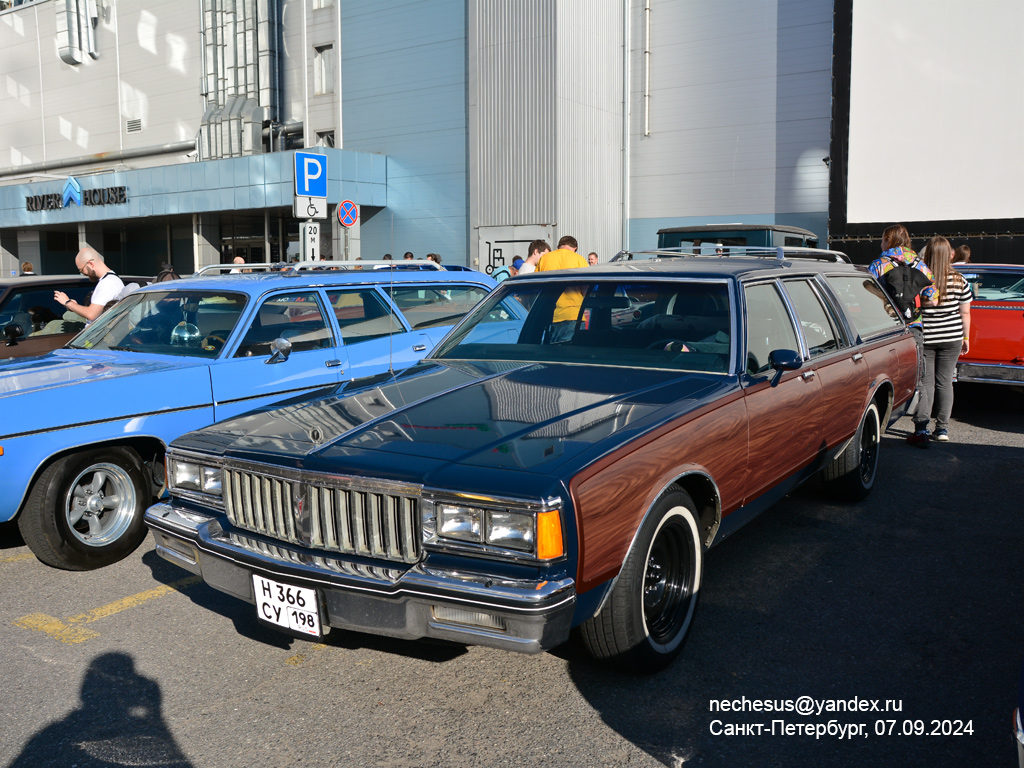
[18, 447, 150, 570]
[580, 487, 703, 673]
[822, 401, 880, 501]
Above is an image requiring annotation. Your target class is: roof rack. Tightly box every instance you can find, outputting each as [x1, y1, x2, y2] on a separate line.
[194, 259, 442, 276]
[610, 246, 851, 264]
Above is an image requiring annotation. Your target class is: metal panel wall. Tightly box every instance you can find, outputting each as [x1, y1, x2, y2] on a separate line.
[0, 0, 202, 170]
[554, 0, 623, 261]
[626, 0, 832, 248]
[468, 0, 556, 229]
[340, 0, 468, 263]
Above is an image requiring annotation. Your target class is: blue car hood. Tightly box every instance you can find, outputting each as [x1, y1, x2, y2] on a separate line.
[0, 349, 211, 438]
[178, 360, 733, 476]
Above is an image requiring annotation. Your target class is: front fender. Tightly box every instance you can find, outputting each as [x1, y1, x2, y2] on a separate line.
[0, 405, 215, 523]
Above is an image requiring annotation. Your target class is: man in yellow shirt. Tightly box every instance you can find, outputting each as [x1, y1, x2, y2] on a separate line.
[537, 235, 588, 342]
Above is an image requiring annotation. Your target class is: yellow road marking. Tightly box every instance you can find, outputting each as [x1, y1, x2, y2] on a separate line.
[0, 553, 36, 565]
[14, 575, 203, 644]
[285, 643, 329, 665]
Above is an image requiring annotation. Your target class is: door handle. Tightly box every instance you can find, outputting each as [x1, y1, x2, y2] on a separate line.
[851, 353, 863, 362]
[802, 371, 816, 380]
[325, 359, 343, 368]
[412, 345, 427, 352]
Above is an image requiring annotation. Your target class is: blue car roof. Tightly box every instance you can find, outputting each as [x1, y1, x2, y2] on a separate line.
[136, 269, 496, 296]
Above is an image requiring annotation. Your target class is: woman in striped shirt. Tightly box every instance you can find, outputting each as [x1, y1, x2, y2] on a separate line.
[908, 236, 972, 445]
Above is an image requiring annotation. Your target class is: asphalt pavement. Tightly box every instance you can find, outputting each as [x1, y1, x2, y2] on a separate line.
[1, 382, 1021, 768]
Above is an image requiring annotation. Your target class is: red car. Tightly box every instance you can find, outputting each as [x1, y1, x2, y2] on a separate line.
[954, 264, 1024, 386]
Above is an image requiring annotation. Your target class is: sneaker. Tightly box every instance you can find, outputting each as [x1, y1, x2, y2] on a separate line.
[907, 430, 931, 449]
[932, 429, 949, 442]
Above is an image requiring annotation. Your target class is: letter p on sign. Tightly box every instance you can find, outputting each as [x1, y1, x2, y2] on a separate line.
[294, 152, 328, 198]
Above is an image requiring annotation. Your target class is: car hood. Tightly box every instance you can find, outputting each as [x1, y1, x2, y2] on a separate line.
[176, 360, 734, 478]
[0, 349, 211, 438]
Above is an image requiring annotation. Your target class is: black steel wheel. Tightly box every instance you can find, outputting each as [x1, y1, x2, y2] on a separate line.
[580, 487, 703, 673]
[822, 401, 881, 502]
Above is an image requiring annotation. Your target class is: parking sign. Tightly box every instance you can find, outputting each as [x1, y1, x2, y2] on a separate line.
[294, 152, 328, 198]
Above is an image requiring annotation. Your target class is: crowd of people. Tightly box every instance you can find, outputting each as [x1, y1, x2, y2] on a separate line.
[867, 224, 972, 448]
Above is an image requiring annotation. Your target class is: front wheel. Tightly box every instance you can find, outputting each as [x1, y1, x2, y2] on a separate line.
[821, 401, 881, 501]
[580, 487, 703, 673]
[18, 447, 151, 570]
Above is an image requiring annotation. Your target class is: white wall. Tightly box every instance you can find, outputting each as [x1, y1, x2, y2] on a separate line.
[847, 0, 1024, 223]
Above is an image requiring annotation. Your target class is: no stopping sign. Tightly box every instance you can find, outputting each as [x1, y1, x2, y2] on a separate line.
[337, 200, 359, 228]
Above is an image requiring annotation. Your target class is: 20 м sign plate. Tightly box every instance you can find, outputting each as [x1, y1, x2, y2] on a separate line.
[252, 574, 322, 637]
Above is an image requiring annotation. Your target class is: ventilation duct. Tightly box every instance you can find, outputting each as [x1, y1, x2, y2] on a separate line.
[57, 0, 100, 66]
[198, 0, 279, 159]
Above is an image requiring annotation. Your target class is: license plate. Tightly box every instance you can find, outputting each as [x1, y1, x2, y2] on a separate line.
[252, 575, 322, 638]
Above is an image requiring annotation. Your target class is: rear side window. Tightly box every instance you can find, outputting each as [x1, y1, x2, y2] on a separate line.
[325, 288, 403, 343]
[825, 275, 903, 340]
[783, 279, 843, 356]
[386, 285, 490, 330]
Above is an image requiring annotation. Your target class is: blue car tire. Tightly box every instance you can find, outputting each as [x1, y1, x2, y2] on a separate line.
[18, 447, 150, 571]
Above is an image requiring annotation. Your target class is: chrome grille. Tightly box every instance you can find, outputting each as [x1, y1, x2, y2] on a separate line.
[222, 467, 420, 564]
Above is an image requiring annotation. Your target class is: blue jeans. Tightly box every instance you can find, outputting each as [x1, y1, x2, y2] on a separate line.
[913, 341, 961, 432]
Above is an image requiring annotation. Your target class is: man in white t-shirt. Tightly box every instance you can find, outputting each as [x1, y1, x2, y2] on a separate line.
[517, 239, 550, 275]
[53, 247, 126, 326]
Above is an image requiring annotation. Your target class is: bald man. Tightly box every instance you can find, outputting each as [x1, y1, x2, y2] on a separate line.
[54, 247, 125, 325]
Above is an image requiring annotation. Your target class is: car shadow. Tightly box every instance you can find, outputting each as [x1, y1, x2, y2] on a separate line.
[562, 434, 1024, 766]
[140, 549, 467, 663]
[7, 651, 193, 768]
[0, 519, 25, 550]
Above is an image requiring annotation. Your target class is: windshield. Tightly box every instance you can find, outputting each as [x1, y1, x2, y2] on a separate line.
[432, 279, 732, 373]
[70, 289, 249, 358]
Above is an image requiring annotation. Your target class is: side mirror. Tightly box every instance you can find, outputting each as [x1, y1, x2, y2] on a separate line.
[767, 348, 802, 387]
[4, 322, 24, 347]
[266, 336, 293, 364]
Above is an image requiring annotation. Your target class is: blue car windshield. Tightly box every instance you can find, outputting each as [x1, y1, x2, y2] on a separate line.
[69, 289, 249, 358]
[432, 279, 732, 373]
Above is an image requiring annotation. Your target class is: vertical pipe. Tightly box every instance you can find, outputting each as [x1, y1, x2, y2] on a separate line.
[622, 0, 631, 251]
[302, 0, 310, 149]
[638, 0, 647, 136]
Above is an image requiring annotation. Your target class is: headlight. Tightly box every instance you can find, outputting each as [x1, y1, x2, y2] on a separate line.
[169, 459, 222, 497]
[424, 500, 563, 560]
[486, 510, 534, 551]
[438, 504, 482, 542]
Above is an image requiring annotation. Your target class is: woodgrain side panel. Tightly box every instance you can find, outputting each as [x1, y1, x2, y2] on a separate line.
[569, 393, 747, 594]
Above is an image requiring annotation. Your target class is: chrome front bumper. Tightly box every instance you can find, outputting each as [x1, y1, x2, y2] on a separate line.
[957, 361, 1024, 385]
[145, 502, 576, 654]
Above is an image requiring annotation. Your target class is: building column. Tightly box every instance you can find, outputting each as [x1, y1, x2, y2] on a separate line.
[0, 231, 18, 277]
[78, 224, 103, 251]
[16, 231, 41, 273]
[193, 213, 221, 269]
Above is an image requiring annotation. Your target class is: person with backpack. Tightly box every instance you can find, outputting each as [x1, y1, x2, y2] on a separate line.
[868, 224, 937, 447]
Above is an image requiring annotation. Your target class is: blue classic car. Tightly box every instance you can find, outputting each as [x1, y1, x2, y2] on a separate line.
[145, 252, 917, 672]
[0, 268, 495, 570]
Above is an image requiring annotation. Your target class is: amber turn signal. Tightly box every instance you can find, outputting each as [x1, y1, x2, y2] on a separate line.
[536, 510, 564, 560]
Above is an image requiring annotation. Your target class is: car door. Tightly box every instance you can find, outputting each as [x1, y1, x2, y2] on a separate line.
[781, 276, 867, 449]
[741, 280, 824, 502]
[960, 269, 1024, 365]
[210, 289, 347, 420]
[324, 287, 429, 378]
